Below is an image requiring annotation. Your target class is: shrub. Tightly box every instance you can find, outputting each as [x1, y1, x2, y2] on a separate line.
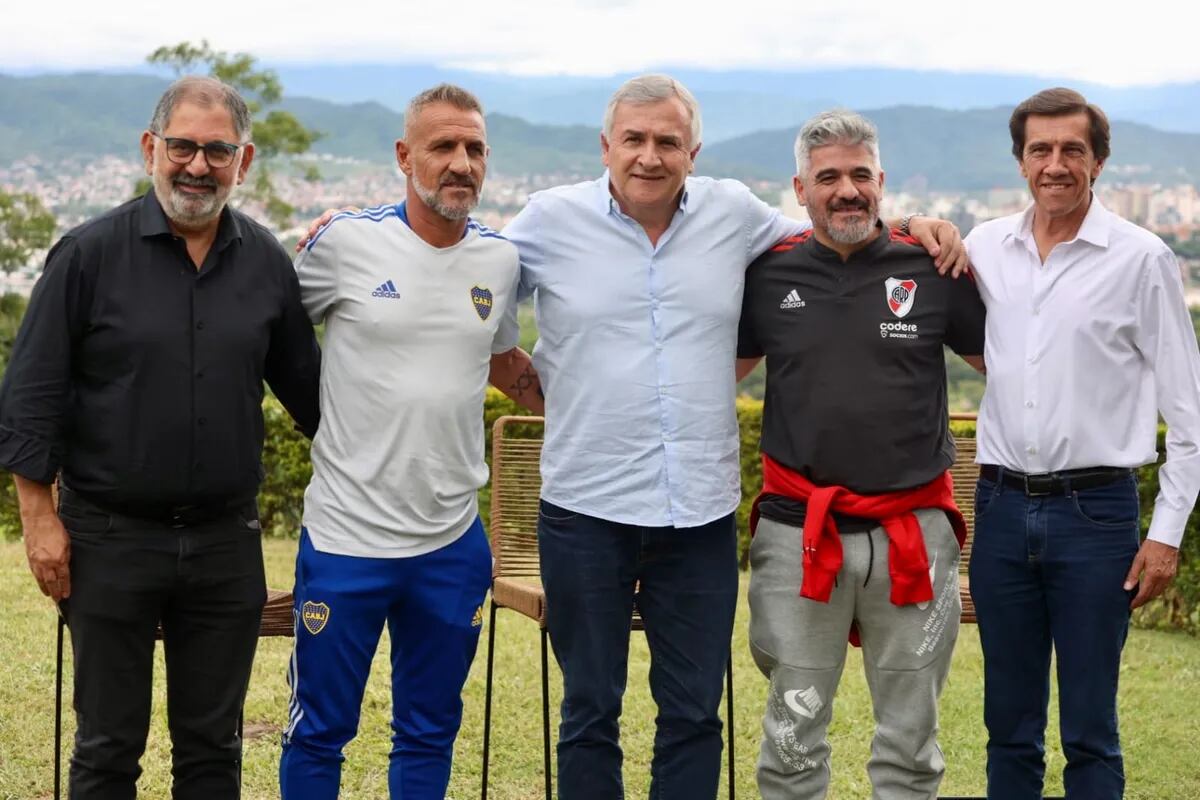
[258, 395, 315, 539]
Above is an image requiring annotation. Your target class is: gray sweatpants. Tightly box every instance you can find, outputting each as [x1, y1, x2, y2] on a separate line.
[748, 510, 961, 800]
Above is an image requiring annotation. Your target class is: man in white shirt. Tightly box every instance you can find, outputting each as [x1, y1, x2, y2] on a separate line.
[279, 84, 541, 800]
[964, 87, 1200, 800]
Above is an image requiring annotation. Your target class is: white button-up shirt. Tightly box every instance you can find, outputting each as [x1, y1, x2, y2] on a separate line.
[499, 174, 801, 528]
[965, 196, 1200, 546]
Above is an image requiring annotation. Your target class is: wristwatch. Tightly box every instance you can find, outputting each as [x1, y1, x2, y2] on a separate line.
[899, 213, 923, 237]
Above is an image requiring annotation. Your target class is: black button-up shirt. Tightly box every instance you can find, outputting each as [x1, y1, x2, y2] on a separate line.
[0, 191, 320, 510]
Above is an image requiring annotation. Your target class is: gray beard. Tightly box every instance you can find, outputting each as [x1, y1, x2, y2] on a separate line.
[826, 214, 877, 244]
[412, 174, 479, 221]
[165, 186, 222, 228]
[154, 173, 230, 231]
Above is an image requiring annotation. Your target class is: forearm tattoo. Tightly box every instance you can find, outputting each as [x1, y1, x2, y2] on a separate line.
[509, 365, 538, 397]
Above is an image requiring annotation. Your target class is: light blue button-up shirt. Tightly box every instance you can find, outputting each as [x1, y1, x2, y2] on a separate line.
[499, 174, 803, 528]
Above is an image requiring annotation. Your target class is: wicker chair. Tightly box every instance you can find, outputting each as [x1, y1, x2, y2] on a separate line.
[479, 415, 737, 800]
[53, 588, 296, 799]
[949, 412, 981, 624]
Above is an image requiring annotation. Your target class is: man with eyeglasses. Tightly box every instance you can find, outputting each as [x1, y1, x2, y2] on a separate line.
[0, 75, 320, 798]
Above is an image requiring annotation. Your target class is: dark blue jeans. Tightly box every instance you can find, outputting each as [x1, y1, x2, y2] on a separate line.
[969, 471, 1140, 800]
[538, 500, 739, 800]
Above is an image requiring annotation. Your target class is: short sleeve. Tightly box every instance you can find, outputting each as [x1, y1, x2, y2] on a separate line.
[295, 220, 343, 323]
[945, 273, 986, 356]
[737, 261, 765, 359]
[745, 185, 807, 262]
[491, 249, 522, 354]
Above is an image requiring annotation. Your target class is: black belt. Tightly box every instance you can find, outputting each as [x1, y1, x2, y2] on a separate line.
[60, 485, 250, 528]
[979, 465, 1131, 497]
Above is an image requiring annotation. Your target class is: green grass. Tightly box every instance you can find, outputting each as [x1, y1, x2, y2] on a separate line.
[1, 539, 1198, 799]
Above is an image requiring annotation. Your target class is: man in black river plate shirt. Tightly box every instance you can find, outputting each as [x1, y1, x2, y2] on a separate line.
[0, 77, 320, 798]
[735, 110, 985, 800]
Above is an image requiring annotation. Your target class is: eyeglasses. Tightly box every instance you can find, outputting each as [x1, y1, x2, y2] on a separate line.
[151, 132, 243, 168]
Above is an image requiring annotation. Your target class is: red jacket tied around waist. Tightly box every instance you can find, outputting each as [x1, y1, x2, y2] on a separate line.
[752, 454, 968, 607]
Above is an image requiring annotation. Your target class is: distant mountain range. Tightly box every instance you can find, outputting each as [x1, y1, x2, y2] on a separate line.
[3, 72, 1200, 190]
[263, 64, 1200, 141]
[0, 73, 604, 177]
[705, 106, 1200, 190]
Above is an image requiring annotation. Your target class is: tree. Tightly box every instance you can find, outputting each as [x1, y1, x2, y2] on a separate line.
[147, 40, 322, 227]
[0, 292, 29, 374]
[0, 190, 55, 274]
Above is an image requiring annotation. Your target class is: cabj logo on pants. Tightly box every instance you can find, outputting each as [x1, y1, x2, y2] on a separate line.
[302, 601, 331, 635]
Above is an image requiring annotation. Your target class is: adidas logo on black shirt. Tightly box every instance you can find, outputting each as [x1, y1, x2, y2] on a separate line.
[779, 289, 806, 309]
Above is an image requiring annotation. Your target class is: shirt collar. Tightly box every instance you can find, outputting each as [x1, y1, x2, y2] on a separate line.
[804, 221, 889, 264]
[138, 189, 244, 251]
[395, 199, 471, 241]
[599, 170, 691, 218]
[1009, 191, 1111, 249]
[1074, 194, 1112, 247]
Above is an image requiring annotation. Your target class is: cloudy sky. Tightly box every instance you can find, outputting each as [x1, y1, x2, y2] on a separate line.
[8, 0, 1198, 86]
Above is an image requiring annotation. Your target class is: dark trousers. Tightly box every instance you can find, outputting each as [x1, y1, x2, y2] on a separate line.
[969, 472, 1140, 800]
[538, 500, 739, 800]
[58, 488, 266, 800]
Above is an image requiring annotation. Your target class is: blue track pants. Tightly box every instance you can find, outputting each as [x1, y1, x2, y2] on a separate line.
[279, 520, 491, 799]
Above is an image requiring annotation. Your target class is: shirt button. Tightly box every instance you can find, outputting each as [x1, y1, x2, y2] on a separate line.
[1027, 355, 1036, 364]
[1032, 307, 1040, 315]
[1025, 400, 1034, 408]
[1027, 445, 1037, 455]
[196, 321, 205, 330]
[198, 417, 207, 426]
[196, 371, 204, 380]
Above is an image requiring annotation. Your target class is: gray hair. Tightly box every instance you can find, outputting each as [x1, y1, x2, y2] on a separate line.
[402, 83, 485, 137]
[603, 74, 702, 148]
[149, 76, 253, 143]
[794, 109, 882, 177]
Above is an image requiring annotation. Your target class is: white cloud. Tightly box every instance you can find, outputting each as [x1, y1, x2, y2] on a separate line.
[4, 0, 1199, 87]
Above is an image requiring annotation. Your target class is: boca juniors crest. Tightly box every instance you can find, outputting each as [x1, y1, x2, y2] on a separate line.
[885, 277, 918, 318]
[301, 601, 330, 635]
[470, 286, 493, 320]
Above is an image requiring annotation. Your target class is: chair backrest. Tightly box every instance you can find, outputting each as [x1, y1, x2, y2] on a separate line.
[489, 415, 546, 580]
[949, 413, 980, 574]
[489, 413, 981, 578]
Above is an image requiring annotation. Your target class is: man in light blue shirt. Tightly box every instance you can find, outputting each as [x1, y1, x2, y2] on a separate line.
[499, 74, 965, 800]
